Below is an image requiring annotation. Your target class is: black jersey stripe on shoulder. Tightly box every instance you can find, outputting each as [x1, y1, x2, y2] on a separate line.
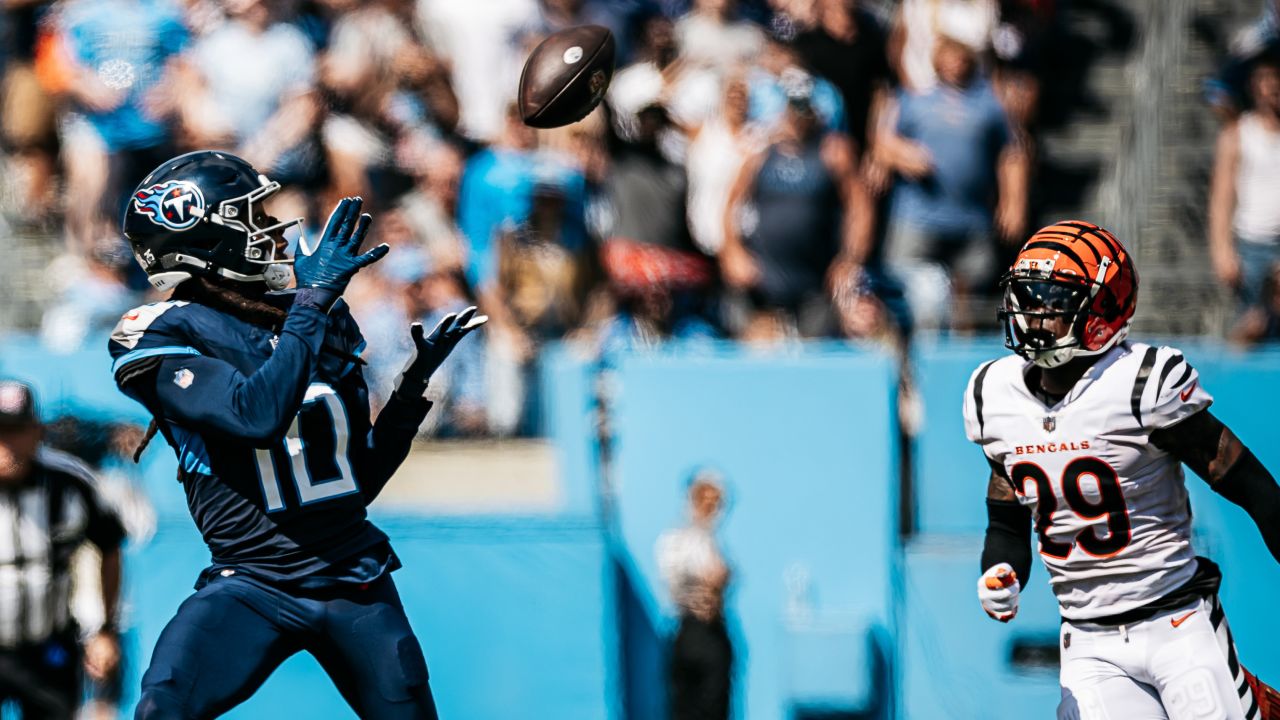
[1156, 353, 1186, 395]
[1210, 594, 1225, 627]
[1172, 362, 1194, 390]
[973, 360, 997, 438]
[1130, 346, 1159, 426]
[113, 353, 165, 387]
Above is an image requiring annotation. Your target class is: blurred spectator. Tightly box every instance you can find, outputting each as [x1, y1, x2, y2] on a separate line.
[597, 92, 717, 344]
[488, 169, 593, 350]
[747, 20, 846, 133]
[989, 0, 1052, 131]
[1210, 53, 1280, 312]
[601, 103, 694, 260]
[675, 0, 764, 74]
[1204, 0, 1280, 122]
[397, 139, 469, 272]
[535, 0, 593, 33]
[722, 70, 869, 341]
[482, 169, 595, 433]
[347, 212, 485, 435]
[833, 265, 911, 349]
[609, 13, 721, 144]
[178, 0, 323, 200]
[685, 73, 765, 256]
[0, 380, 125, 720]
[322, 0, 459, 202]
[1, 0, 59, 222]
[1230, 261, 1280, 346]
[878, 33, 1027, 330]
[39, 237, 140, 353]
[416, 0, 539, 142]
[458, 103, 539, 292]
[890, 0, 998, 92]
[792, 0, 892, 151]
[57, 0, 189, 239]
[656, 469, 733, 720]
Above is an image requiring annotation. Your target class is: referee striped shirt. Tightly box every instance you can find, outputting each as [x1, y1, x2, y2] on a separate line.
[0, 446, 125, 647]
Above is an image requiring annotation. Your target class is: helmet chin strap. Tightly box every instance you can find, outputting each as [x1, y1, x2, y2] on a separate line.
[1030, 346, 1078, 368]
[1027, 321, 1132, 369]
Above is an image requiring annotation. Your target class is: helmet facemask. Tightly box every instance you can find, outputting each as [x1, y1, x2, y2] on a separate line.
[999, 254, 1129, 368]
[207, 175, 304, 290]
[1000, 277, 1090, 368]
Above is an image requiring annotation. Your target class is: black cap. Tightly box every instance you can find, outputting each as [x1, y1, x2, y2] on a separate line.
[0, 380, 38, 427]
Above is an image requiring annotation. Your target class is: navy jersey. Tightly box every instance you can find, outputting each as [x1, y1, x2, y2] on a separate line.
[107, 295, 429, 587]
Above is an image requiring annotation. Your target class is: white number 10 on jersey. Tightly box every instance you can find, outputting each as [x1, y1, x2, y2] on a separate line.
[255, 383, 359, 511]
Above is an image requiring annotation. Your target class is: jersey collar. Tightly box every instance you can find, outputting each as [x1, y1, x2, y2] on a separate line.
[1016, 343, 1131, 411]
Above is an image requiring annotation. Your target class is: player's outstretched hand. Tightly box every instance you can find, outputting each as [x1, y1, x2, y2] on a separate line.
[394, 307, 488, 400]
[294, 197, 387, 301]
[978, 563, 1020, 622]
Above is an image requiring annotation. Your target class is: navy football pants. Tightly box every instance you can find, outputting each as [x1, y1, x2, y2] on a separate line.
[135, 572, 438, 720]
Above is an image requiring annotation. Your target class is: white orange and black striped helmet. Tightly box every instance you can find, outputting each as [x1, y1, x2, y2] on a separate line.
[998, 220, 1139, 368]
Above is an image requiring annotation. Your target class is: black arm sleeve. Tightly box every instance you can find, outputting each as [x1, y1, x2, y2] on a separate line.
[358, 391, 432, 504]
[981, 498, 1033, 584]
[1214, 448, 1280, 564]
[124, 305, 329, 447]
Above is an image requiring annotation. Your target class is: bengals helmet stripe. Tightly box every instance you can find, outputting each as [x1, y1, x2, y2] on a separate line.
[998, 220, 1139, 368]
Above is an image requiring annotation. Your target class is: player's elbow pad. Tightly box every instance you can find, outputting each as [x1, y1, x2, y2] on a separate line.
[981, 498, 1033, 583]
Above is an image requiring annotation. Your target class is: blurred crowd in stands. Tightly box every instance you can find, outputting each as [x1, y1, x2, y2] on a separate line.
[1, 0, 1275, 438]
[1207, 0, 1280, 346]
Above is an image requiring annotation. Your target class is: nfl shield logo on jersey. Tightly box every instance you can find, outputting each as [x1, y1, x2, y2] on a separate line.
[173, 368, 195, 389]
[1043, 416, 1056, 432]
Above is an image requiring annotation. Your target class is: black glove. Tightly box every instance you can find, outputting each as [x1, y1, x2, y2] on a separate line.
[394, 307, 489, 399]
[293, 197, 386, 310]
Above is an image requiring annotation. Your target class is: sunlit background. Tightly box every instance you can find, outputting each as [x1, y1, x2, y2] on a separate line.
[0, 0, 1278, 717]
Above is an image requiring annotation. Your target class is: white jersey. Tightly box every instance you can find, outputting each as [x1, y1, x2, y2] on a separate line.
[963, 342, 1213, 621]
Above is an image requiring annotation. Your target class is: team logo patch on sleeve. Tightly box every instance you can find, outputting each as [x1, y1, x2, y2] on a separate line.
[173, 368, 195, 389]
[133, 180, 206, 231]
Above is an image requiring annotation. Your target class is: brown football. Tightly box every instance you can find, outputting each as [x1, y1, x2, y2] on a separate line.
[518, 25, 615, 129]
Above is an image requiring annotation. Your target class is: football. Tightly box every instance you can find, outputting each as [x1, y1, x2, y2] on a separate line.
[518, 25, 616, 129]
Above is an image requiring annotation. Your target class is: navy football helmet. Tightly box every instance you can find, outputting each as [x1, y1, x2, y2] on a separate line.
[122, 150, 303, 291]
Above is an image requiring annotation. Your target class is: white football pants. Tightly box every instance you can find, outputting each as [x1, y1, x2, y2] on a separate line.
[1057, 595, 1258, 720]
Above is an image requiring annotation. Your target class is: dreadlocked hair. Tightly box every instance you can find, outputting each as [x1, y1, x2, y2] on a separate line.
[133, 420, 159, 463]
[170, 276, 288, 331]
[132, 276, 289, 463]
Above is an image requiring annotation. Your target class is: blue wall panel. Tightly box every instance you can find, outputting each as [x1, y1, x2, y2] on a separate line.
[123, 516, 616, 720]
[911, 338, 1008, 536]
[0, 335, 144, 423]
[609, 347, 899, 720]
[900, 537, 1062, 719]
[539, 343, 601, 519]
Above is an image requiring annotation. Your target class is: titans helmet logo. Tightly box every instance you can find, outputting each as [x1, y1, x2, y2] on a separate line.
[133, 180, 205, 231]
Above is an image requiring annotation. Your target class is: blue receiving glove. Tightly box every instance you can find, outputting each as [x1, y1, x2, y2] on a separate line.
[394, 306, 489, 400]
[293, 197, 387, 310]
